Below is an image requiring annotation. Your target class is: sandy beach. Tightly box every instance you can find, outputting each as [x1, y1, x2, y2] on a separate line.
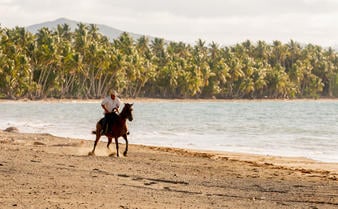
[0, 130, 337, 209]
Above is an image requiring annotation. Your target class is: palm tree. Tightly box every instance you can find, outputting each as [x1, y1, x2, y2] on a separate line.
[149, 38, 167, 97]
[266, 64, 293, 98]
[0, 27, 33, 98]
[271, 40, 289, 68]
[252, 61, 268, 98]
[133, 36, 155, 97]
[32, 27, 60, 98]
[324, 47, 338, 96]
[150, 37, 167, 67]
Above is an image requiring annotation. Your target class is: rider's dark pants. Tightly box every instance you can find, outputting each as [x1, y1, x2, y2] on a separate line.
[102, 112, 118, 134]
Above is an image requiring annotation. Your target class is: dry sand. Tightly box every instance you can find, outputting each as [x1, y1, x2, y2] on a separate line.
[0, 131, 337, 209]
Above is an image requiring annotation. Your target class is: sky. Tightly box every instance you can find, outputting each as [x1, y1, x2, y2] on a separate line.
[1, 0, 338, 47]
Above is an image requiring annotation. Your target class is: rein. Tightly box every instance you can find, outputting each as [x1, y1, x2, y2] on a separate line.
[119, 105, 131, 120]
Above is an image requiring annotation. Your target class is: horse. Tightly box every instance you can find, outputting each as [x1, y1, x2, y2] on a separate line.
[89, 103, 134, 157]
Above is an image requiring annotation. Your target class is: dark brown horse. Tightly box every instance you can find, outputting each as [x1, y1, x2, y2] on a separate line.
[89, 103, 134, 157]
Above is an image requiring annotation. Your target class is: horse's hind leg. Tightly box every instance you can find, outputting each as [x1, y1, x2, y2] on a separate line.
[89, 125, 101, 156]
[114, 138, 119, 157]
[122, 134, 128, 157]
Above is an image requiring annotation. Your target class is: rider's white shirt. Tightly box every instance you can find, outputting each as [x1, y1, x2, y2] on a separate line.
[101, 96, 121, 113]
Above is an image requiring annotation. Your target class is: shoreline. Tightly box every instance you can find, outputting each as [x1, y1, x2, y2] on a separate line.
[1, 130, 337, 175]
[1, 131, 337, 208]
[138, 144, 338, 174]
[3, 128, 338, 164]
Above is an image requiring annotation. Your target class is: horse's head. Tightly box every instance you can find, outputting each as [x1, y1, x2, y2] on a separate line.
[121, 103, 134, 121]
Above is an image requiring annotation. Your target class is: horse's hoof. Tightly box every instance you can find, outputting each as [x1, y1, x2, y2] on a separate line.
[123, 152, 128, 157]
[88, 151, 95, 156]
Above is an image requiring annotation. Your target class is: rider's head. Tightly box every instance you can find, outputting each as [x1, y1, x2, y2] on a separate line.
[110, 89, 117, 99]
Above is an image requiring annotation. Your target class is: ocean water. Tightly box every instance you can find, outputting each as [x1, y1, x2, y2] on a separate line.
[0, 100, 337, 162]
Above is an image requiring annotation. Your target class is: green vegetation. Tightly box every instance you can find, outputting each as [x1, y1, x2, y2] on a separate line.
[1, 23, 338, 99]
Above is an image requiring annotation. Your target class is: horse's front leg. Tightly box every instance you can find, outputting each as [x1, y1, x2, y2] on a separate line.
[114, 137, 119, 157]
[107, 137, 112, 149]
[122, 134, 128, 157]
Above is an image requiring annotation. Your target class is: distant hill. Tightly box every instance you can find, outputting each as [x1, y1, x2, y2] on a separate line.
[23, 18, 338, 50]
[26, 17, 156, 42]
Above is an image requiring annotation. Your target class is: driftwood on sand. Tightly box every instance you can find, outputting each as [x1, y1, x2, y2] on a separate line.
[3, 126, 19, 133]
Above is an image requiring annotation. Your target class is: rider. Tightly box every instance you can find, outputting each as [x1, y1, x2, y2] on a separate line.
[101, 89, 122, 134]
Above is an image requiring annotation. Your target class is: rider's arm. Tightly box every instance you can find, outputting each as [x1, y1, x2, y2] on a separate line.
[101, 104, 109, 113]
[114, 98, 121, 113]
[101, 97, 110, 113]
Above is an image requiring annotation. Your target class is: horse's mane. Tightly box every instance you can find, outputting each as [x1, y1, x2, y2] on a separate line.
[119, 103, 132, 118]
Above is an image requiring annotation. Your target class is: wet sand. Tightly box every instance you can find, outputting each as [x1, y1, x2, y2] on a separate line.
[0, 131, 337, 209]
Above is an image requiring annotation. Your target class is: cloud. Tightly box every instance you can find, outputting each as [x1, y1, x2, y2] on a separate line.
[94, 0, 338, 18]
[1, 0, 338, 46]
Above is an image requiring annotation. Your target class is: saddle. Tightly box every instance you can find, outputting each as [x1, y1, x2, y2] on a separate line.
[100, 112, 118, 134]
